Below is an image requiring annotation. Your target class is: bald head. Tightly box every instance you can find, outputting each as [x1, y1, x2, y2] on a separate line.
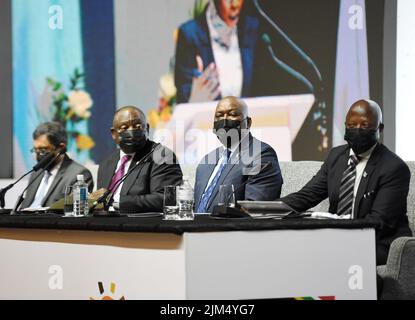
[113, 106, 147, 128]
[111, 106, 149, 147]
[214, 96, 250, 122]
[344, 99, 384, 154]
[346, 99, 383, 129]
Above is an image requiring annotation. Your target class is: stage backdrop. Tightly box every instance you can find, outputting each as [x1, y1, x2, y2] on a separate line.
[115, 0, 384, 163]
[12, 0, 385, 174]
[12, 0, 116, 176]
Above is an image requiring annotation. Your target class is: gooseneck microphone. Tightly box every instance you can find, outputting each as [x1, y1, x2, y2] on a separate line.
[10, 149, 65, 215]
[254, 0, 329, 151]
[91, 144, 161, 214]
[261, 34, 314, 94]
[0, 152, 59, 212]
[211, 161, 272, 218]
[253, 0, 323, 83]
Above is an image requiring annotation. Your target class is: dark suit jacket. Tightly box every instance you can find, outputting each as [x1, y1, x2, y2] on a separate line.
[174, 8, 260, 103]
[280, 144, 412, 265]
[97, 140, 183, 213]
[194, 134, 283, 213]
[20, 155, 94, 209]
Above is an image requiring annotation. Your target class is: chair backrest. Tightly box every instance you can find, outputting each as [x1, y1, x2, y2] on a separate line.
[180, 161, 415, 224]
[85, 164, 99, 192]
[279, 161, 329, 212]
[181, 164, 197, 189]
[406, 162, 415, 234]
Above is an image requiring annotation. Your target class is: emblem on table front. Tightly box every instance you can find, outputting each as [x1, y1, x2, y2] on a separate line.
[90, 282, 125, 300]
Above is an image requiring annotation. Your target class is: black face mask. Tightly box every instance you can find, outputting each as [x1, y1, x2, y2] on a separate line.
[35, 150, 60, 169]
[36, 152, 49, 163]
[119, 129, 147, 154]
[344, 128, 378, 155]
[213, 118, 246, 148]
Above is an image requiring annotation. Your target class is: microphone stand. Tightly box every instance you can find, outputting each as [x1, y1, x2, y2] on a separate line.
[0, 150, 62, 214]
[91, 144, 160, 217]
[211, 162, 272, 218]
[262, 34, 315, 94]
[0, 170, 33, 214]
[254, 0, 329, 152]
[10, 150, 64, 215]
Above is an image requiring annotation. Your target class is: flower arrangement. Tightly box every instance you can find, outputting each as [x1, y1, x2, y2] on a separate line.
[46, 68, 95, 152]
[148, 71, 177, 129]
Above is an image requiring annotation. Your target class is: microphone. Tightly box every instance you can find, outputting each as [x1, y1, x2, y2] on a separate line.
[261, 34, 314, 94]
[91, 144, 161, 216]
[10, 149, 65, 215]
[32, 152, 57, 172]
[211, 161, 272, 219]
[0, 170, 33, 212]
[0, 150, 63, 213]
[254, 0, 329, 151]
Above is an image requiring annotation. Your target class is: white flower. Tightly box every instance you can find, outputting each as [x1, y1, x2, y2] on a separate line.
[68, 90, 93, 119]
[159, 73, 177, 100]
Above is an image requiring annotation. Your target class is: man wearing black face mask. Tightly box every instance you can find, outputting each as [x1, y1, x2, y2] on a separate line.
[280, 99, 411, 265]
[194, 96, 283, 213]
[97, 106, 183, 212]
[20, 122, 93, 209]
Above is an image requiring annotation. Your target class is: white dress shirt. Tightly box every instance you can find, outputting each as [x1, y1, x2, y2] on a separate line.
[206, 4, 243, 98]
[350, 143, 377, 213]
[112, 150, 135, 203]
[203, 139, 243, 194]
[29, 160, 63, 208]
[204, 148, 232, 193]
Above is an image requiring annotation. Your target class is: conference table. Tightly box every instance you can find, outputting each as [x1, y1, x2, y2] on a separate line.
[0, 213, 378, 300]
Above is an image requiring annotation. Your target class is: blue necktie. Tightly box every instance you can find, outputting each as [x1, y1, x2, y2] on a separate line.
[30, 171, 51, 208]
[197, 149, 231, 213]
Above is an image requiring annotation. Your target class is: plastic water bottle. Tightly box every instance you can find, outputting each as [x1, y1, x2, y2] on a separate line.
[177, 178, 194, 220]
[73, 175, 89, 217]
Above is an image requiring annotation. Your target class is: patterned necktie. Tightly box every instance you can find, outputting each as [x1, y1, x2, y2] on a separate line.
[30, 171, 51, 208]
[337, 154, 360, 217]
[108, 155, 131, 193]
[197, 149, 231, 213]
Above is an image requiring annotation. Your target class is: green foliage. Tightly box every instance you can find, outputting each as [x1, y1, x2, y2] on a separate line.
[192, 0, 209, 19]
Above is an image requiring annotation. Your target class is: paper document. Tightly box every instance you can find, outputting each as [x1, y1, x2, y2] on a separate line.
[311, 212, 351, 219]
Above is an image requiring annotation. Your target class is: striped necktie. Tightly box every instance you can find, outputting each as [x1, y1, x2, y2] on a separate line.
[337, 154, 360, 217]
[197, 149, 231, 213]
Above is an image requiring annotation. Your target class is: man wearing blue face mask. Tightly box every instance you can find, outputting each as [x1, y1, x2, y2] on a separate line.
[97, 106, 183, 213]
[280, 99, 411, 265]
[194, 96, 283, 214]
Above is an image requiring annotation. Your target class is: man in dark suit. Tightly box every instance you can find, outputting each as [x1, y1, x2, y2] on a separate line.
[194, 96, 283, 213]
[20, 122, 93, 209]
[280, 99, 411, 265]
[175, 0, 260, 104]
[97, 106, 183, 213]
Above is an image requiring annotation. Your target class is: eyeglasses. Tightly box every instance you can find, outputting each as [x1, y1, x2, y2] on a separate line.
[30, 147, 53, 154]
